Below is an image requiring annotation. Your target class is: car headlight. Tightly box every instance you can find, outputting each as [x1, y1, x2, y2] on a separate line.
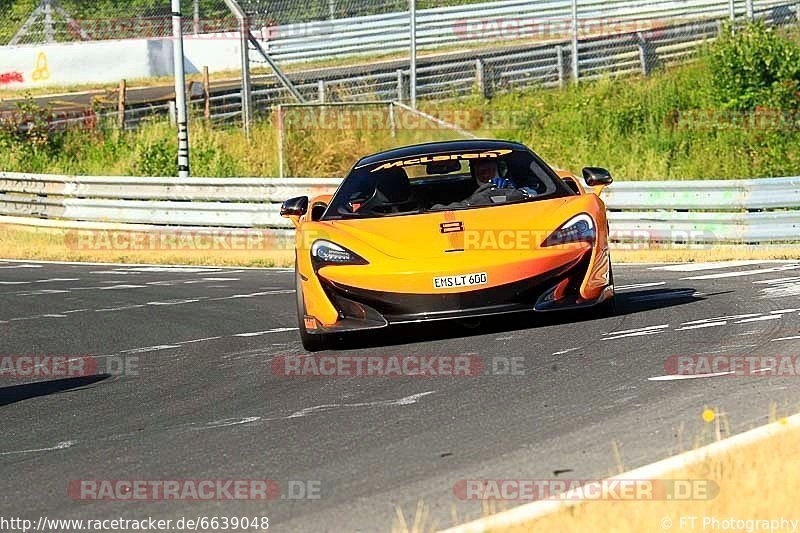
[542, 214, 596, 247]
[311, 240, 368, 268]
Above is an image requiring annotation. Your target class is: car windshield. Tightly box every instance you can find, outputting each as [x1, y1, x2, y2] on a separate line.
[323, 148, 574, 220]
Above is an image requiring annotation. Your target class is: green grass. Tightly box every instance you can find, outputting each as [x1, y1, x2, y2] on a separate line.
[2, 24, 799, 180]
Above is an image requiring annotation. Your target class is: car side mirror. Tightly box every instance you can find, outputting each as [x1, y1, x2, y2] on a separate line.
[582, 167, 613, 187]
[280, 196, 309, 217]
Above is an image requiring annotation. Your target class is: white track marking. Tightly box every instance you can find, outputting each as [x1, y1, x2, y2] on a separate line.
[603, 330, 668, 341]
[681, 264, 800, 280]
[120, 345, 182, 354]
[0, 440, 76, 456]
[604, 325, 670, 336]
[758, 281, 800, 298]
[0, 278, 80, 286]
[95, 305, 147, 313]
[11, 289, 70, 296]
[614, 282, 666, 291]
[113, 267, 223, 273]
[285, 391, 436, 420]
[552, 348, 581, 356]
[193, 417, 262, 430]
[681, 314, 760, 325]
[695, 344, 759, 355]
[0, 264, 42, 269]
[676, 321, 727, 331]
[183, 278, 240, 284]
[233, 328, 298, 337]
[176, 336, 223, 344]
[1, 309, 90, 322]
[754, 276, 800, 285]
[147, 298, 205, 306]
[771, 336, 800, 342]
[97, 285, 147, 290]
[649, 366, 775, 381]
[649, 371, 735, 381]
[651, 261, 771, 272]
[735, 315, 783, 324]
[211, 290, 295, 301]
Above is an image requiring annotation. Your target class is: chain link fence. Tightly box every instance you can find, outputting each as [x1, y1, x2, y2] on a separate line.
[1, 0, 799, 129]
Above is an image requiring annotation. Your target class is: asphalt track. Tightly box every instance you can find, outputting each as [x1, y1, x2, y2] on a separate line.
[1, 259, 800, 532]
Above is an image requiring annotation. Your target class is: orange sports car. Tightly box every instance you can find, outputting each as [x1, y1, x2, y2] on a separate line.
[281, 140, 615, 351]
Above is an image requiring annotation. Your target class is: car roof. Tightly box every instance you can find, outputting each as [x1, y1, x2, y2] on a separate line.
[354, 139, 529, 169]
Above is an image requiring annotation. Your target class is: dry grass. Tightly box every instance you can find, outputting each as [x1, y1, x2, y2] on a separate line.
[0, 225, 295, 267]
[2, 225, 798, 268]
[499, 417, 800, 533]
[613, 246, 800, 263]
[392, 410, 800, 533]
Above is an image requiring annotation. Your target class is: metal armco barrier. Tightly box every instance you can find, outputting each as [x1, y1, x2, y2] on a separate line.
[1, 172, 799, 244]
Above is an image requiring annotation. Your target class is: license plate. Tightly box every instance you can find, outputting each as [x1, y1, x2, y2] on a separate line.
[433, 272, 488, 290]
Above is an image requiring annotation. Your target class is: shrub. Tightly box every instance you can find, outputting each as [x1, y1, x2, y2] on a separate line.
[708, 22, 800, 110]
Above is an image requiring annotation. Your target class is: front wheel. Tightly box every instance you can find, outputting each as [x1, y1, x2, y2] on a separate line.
[296, 265, 329, 352]
[594, 263, 617, 317]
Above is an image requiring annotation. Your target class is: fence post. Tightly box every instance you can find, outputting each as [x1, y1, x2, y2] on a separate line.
[168, 100, 177, 127]
[193, 0, 200, 34]
[571, 0, 579, 83]
[389, 102, 397, 139]
[277, 105, 285, 179]
[409, 0, 417, 109]
[556, 46, 565, 88]
[117, 79, 126, 130]
[475, 58, 488, 99]
[318, 80, 326, 103]
[203, 67, 211, 121]
[171, 0, 190, 177]
[729, 0, 736, 34]
[396, 69, 406, 102]
[636, 33, 649, 76]
[746, 0, 754, 21]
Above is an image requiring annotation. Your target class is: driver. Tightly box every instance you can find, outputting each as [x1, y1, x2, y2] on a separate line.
[474, 160, 515, 189]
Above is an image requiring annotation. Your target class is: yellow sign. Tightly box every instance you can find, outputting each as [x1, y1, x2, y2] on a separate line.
[32, 52, 50, 82]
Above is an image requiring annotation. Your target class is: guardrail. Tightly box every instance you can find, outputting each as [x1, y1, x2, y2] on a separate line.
[2, 172, 799, 244]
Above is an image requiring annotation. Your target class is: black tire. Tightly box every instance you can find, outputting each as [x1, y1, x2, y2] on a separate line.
[595, 262, 617, 317]
[296, 265, 329, 352]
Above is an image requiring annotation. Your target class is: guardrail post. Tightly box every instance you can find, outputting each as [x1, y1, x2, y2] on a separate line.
[475, 58, 488, 99]
[556, 46, 565, 88]
[203, 67, 211, 122]
[396, 69, 406, 102]
[117, 79, 126, 130]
